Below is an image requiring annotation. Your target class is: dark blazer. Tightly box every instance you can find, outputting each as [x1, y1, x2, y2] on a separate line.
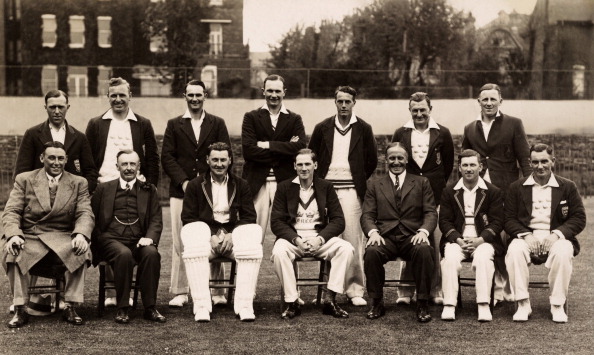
[308, 116, 378, 200]
[392, 123, 454, 204]
[504, 174, 586, 256]
[439, 180, 505, 256]
[181, 172, 256, 235]
[14, 120, 98, 193]
[361, 173, 437, 238]
[462, 113, 531, 189]
[161, 113, 230, 198]
[271, 178, 345, 243]
[85, 112, 160, 186]
[90, 179, 163, 265]
[241, 107, 307, 195]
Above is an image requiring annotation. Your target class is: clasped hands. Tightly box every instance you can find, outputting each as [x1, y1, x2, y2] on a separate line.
[524, 233, 559, 255]
[456, 236, 485, 253]
[295, 236, 322, 255]
[257, 136, 300, 149]
[211, 233, 233, 255]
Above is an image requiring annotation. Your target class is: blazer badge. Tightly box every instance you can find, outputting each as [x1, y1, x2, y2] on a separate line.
[482, 214, 489, 226]
[74, 159, 81, 173]
[561, 205, 569, 218]
[436, 152, 441, 165]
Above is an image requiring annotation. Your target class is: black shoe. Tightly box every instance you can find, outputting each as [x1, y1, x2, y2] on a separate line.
[322, 301, 349, 318]
[416, 300, 432, 323]
[143, 307, 166, 323]
[366, 299, 386, 320]
[7, 306, 28, 328]
[281, 301, 301, 319]
[62, 306, 84, 325]
[115, 308, 130, 324]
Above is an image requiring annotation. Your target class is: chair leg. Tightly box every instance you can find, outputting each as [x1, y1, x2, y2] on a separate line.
[457, 276, 463, 310]
[228, 261, 237, 305]
[489, 274, 495, 311]
[132, 281, 139, 310]
[316, 261, 325, 305]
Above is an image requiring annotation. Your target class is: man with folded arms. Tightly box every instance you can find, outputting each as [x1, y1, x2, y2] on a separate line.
[271, 149, 353, 319]
[505, 143, 585, 323]
[439, 149, 504, 322]
[181, 142, 262, 322]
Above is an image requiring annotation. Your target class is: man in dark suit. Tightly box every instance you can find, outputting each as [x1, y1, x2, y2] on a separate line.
[392, 91, 454, 305]
[505, 144, 585, 323]
[161, 79, 231, 308]
[15, 90, 98, 193]
[271, 149, 353, 319]
[180, 142, 262, 322]
[91, 150, 165, 324]
[439, 149, 504, 322]
[308, 85, 377, 307]
[85, 77, 160, 186]
[362, 142, 437, 322]
[2, 141, 93, 328]
[242, 74, 307, 240]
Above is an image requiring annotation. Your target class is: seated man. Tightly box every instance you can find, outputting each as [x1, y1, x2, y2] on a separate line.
[91, 150, 165, 324]
[271, 149, 353, 319]
[439, 149, 504, 322]
[180, 142, 262, 322]
[2, 141, 93, 328]
[505, 143, 585, 323]
[362, 142, 437, 322]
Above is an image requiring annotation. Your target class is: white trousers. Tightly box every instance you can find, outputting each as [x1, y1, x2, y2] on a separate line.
[505, 238, 573, 306]
[441, 242, 495, 306]
[271, 238, 354, 303]
[253, 181, 277, 242]
[181, 222, 263, 314]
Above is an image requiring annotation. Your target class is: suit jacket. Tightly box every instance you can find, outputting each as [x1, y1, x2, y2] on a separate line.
[1, 169, 94, 273]
[308, 116, 378, 200]
[161, 113, 230, 198]
[439, 180, 505, 256]
[181, 172, 256, 235]
[392, 123, 454, 204]
[90, 178, 163, 265]
[85, 112, 160, 185]
[241, 108, 307, 195]
[14, 120, 98, 193]
[361, 173, 437, 238]
[504, 174, 586, 256]
[462, 113, 531, 189]
[271, 178, 345, 243]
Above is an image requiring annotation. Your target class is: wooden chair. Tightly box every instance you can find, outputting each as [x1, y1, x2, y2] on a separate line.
[97, 261, 140, 317]
[457, 258, 496, 311]
[279, 256, 329, 308]
[209, 256, 237, 304]
[28, 260, 66, 314]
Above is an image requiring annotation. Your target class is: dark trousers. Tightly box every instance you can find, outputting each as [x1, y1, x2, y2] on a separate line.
[97, 236, 161, 309]
[364, 232, 435, 300]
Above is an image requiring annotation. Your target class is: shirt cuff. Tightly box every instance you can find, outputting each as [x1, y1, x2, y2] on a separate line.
[517, 232, 531, 239]
[417, 229, 429, 238]
[292, 236, 302, 245]
[367, 229, 379, 237]
[317, 236, 325, 245]
[552, 230, 566, 240]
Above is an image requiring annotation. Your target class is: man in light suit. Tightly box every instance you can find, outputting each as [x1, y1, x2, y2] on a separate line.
[308, 85, 377, 307]
[91, 150, 165, 324]
[2, 141, 94, 328]
[505, 143, 585, 323]
[241, 74, 307, 240]
[362, 142, 437, 322]
[161, 79, 231, 308]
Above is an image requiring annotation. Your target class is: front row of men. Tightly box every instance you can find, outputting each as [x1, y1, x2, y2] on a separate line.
[1, 140, 584, 327]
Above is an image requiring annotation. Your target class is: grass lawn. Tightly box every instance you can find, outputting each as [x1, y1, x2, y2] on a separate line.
[1, 200, 593, 354]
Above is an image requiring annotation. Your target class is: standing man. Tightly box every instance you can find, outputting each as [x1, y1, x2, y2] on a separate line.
[439, 149, 504, 322]
[505, 144, 585, 323]
[308, 86, 377, 307]
[91, 150, 166, 324]
[180, 142, 262, 322]
[161, 80, 230, 308]
[271, 149, 353, 319]
[242, 74, 307, 240]
[2, 142, 93, 328]
[362, 143, 437, 322]
[392, 91, 454, 305]
[15, 90, 97, 193]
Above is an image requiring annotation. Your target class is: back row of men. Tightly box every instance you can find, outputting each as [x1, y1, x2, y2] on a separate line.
[2, 75, 584, 328]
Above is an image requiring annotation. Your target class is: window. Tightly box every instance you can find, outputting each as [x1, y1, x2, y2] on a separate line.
[97, 66, 112, 96]
[209, 0, 223, 5]
[209, 23, 222, 56]
[42, 14, 57, 48]
[150, 26, 167, 53]
[41, 65, 58, 93]
[67, 66, 88, 97]
[97, 16, 112, 48]
[69, 15, 85, 48]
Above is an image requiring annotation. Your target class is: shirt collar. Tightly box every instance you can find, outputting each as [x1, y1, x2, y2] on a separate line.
[211, 174, 229, 185]
[46, 172, 63, 182]
[476, 110, 501, 122]
[48, 122, 66, 132]
[261, 103, 288, 115]
[454, 177, 488, 192]
[102, 108, 137, 121]
[523, 174, 559, 187]
[292, 176, 314, 191]
[403, 117, 440, 132]
[119, 177, 137, 189]
[334, 114, 358, 128]
[182, 108, 206, 121]
[388, 170, 406, 185]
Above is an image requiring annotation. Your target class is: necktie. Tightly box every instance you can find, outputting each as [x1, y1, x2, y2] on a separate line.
[125, 183, 130, 191]
[393, 175, 401, 205]
[49, 177, 58, 207]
